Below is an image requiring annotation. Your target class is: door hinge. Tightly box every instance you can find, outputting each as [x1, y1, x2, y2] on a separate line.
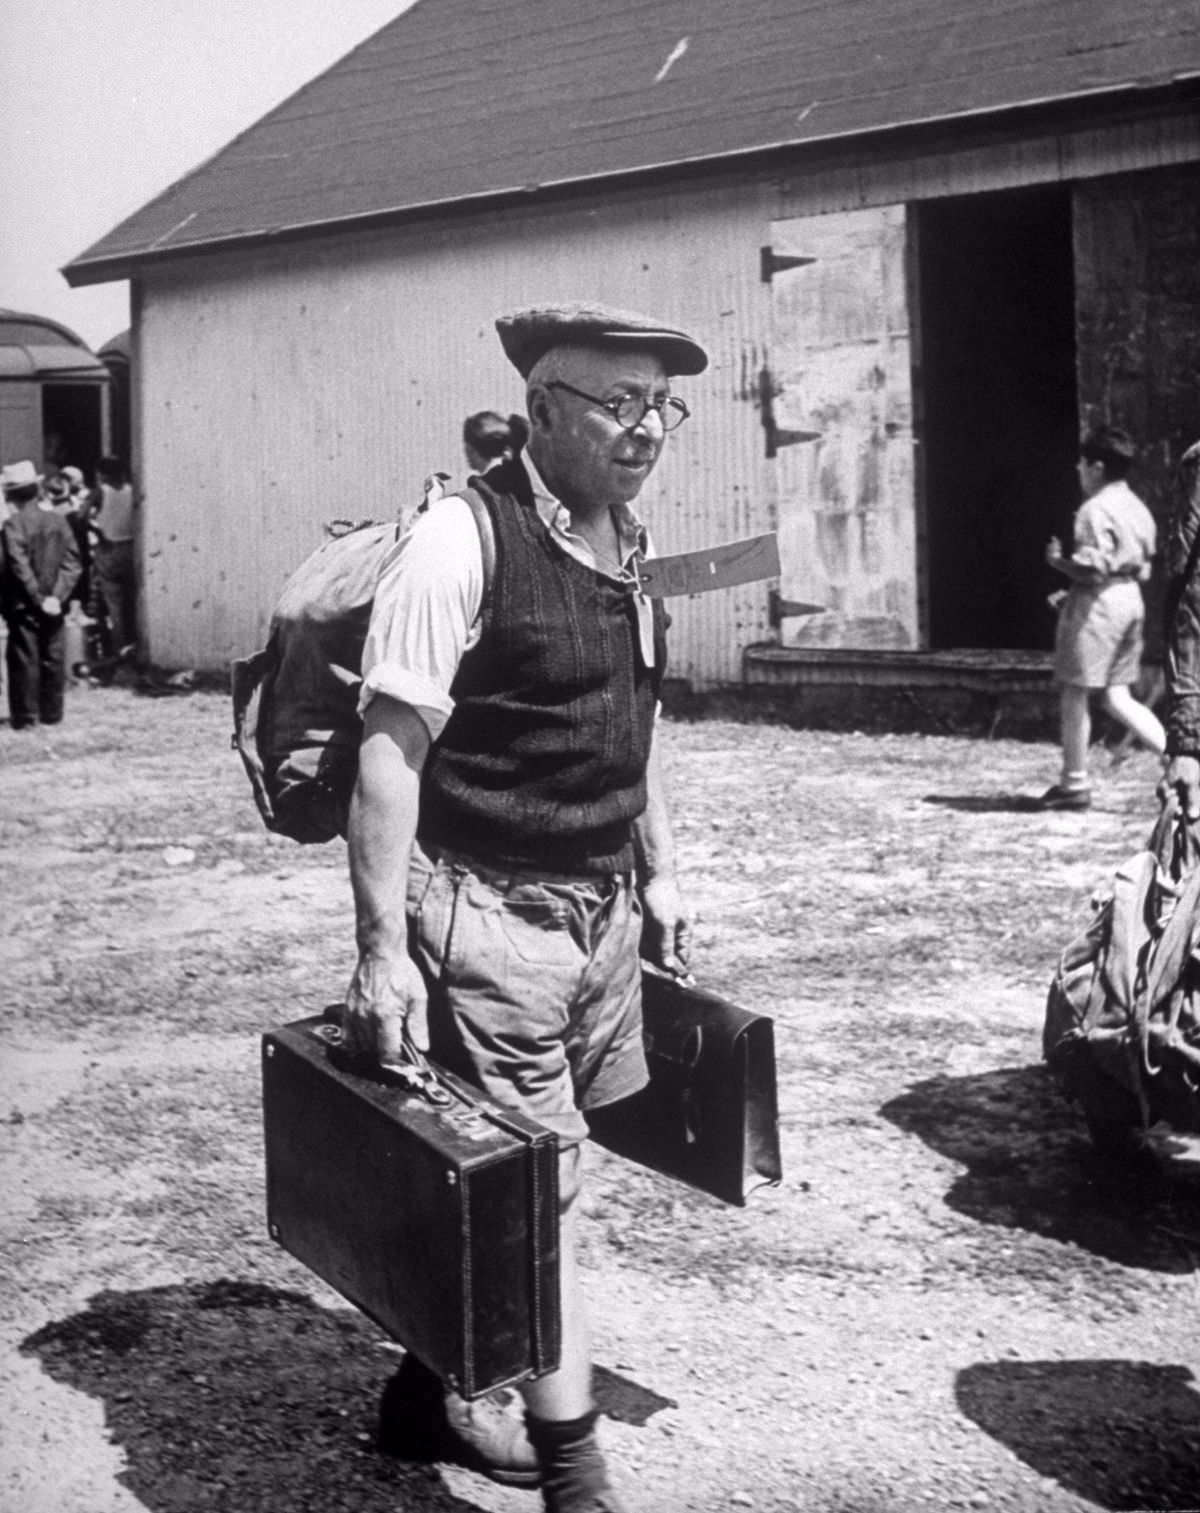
[758, 365, 821, 458]
[760, 247, 817, 283]
[760, 244, 821, 451]
[768, 589, 825, 626]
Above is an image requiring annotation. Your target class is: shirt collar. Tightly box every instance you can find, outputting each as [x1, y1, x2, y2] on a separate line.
[521, 451, 649, 564]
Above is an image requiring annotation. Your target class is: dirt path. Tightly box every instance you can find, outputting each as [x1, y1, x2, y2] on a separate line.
[1, 684, 1198, 1513]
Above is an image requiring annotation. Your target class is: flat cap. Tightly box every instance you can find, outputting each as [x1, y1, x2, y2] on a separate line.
[496, 300, 708, 378]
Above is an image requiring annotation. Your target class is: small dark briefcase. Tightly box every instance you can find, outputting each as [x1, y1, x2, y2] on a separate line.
[261, 1015, 560, 1399]
[588, 970, 782, 1206]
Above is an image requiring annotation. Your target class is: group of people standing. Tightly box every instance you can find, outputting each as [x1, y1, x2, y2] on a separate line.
[0, 455, 137, 729]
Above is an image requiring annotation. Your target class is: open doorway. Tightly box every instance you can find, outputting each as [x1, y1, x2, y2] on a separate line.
[42, 382, 104, 478]
[916, 185, 1078, 651]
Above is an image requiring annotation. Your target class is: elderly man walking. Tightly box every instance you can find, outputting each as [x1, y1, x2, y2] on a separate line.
[340, 301, 706, 1513]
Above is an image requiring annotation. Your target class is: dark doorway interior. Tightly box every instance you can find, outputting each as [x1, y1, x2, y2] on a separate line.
[42, 383, 104, 478]
[103, 357, 132, 470]
[917, 186, 1079, 650]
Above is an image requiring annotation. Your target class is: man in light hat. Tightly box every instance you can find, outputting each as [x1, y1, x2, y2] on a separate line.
[59, 464, 88, 503]
[342, 301, 707, 1512]
[1, 460, 81, 728]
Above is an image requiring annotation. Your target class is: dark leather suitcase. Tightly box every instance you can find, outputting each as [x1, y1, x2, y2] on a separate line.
[588, 971, 782, 1205]
[261, 1015, 560, 1399]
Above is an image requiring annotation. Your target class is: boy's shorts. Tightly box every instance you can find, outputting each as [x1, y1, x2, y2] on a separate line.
[1054, 581, 1145, 689]
[406, 842, 648, 1151]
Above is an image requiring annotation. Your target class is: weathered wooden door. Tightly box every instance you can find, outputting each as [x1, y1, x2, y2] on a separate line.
[764, 205, 918, 648]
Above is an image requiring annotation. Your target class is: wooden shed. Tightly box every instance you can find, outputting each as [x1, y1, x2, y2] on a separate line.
[0, 311, 111, 481]
[63, 0, 1200, 699]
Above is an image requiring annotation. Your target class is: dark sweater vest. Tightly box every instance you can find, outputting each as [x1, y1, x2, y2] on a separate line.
[419, 459, 667, 875]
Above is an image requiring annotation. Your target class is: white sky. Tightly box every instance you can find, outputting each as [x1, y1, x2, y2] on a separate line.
[0, 0, 416, 350]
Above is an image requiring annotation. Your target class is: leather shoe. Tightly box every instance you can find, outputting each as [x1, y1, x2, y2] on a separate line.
[1037, 783, 1092, 811]
[378, 1354, 540, 1487]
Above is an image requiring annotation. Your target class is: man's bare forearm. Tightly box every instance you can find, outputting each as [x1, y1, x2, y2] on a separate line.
[343, 698, 432, 1063]
[348, 698, 429, 958]
[634, 723, 692, 975]
[1051, 555, 1103, 584]
[633, 726, 676, 884]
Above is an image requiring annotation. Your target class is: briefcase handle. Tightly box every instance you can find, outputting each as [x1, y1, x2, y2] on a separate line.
[317, 1007, 454, 1108]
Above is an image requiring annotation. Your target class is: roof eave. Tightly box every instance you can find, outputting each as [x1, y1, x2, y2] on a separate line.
[61, 76, 1200, 290]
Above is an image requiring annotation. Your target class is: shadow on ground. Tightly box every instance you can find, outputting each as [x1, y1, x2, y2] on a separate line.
[18, 1276, 668, 1513]
[22, 1280, 476, 1512]
[881, 1065, 1200, 1272]
[956, 1359, 1200, 1511]
[20, 1280, 670, 1513]
[922, 793, 1046, 813]
[592, 1364, 676, 1424]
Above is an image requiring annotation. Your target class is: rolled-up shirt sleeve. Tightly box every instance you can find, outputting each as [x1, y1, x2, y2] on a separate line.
[1071, 484, 1156, 579]
[1071, 499, 1121, 576]
[358, 496, 484, 740]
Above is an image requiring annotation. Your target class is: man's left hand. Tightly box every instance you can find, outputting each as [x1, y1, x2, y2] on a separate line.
[640, 874, 692, 978]
[1160, 755, 1200, 822]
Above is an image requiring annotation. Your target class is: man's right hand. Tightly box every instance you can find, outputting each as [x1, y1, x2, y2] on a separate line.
[1161, 755, 1200, 823]
[341, 950, 429, 1066]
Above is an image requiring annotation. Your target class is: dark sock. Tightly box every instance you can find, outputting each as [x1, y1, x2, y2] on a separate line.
[525, 1408, 599, 1451]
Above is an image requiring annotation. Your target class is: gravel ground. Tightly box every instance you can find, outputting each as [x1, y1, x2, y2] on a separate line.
[1, 681, 1198, 1513]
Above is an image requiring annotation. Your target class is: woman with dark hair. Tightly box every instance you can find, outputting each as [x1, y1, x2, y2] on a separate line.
[462, 410, 530, 474]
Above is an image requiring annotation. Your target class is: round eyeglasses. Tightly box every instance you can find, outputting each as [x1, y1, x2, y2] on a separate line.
[546, 380, 690, 432]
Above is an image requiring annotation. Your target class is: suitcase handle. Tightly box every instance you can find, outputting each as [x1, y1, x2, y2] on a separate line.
[315, 1011, 454, 1108]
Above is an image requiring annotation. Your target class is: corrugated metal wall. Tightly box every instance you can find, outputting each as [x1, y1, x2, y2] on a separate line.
[139, 180, 775, 682]
[136, 108, 1198, 680]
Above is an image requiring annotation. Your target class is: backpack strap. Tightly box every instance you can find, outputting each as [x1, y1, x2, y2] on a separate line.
[1142, 862, 1200, 1022]
[414, 477, 495, 612]
[1102, 851, 1158, 1017]
[459, 484, 497, 614]
[230, 642, 280, 828]
[1149, 789, 1200, 883]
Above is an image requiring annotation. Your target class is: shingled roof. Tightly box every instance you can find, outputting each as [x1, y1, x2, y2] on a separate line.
[64, 0, 1200, 286]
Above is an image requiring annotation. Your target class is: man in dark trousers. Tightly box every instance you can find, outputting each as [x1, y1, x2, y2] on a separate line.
[341, 301, 705, 1513]
[1, 460, 81, 729]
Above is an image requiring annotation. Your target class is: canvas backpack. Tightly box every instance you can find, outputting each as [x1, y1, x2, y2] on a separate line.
[1043, 798, 1200, 1146]
[231, 485, 494, 844]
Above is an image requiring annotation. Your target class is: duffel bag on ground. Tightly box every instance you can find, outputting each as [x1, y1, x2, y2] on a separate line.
[1043, 796, 1200, 1151]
